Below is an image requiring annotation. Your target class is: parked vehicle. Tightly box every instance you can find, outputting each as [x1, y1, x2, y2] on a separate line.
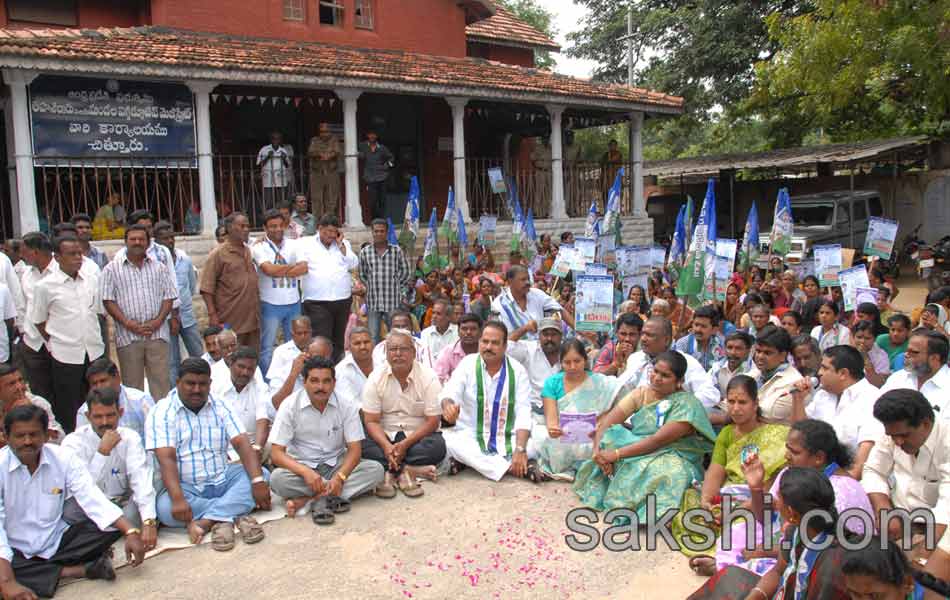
[758, 190, 884, 265]
[924, 235, 950, 291]
[878, 224, 925, 279]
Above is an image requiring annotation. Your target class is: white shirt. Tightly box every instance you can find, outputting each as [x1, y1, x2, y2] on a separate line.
[490, 288, 562, 341]
[26, 393, 66, 443]
[616, 350, 721, 409]
[111, 240, 180, 310]
[810, 323, 851, 352]
[61, 425, 156, 521]
[440, 353, 534, 435]
[29, 265, 104, 364]
[75, 385, 154, 442]
[373, 337, 431, 369]
[266, 340, 305, 398]
[506, 340, 561, 407]
[335, 352, 373, 407]
[210, 358, 266, 399]
[420, 324, 458, 362]
[0, 444, 122, 561]
[863, 418, 950, 526]
[806, 378, 885, 452]
[0, 252, 23, 328]
[19, 260, 58, 352]
[880, 365, 950, 417]
[250, 237, 301, 306]
[0, 284, 15, 363]
[256, 143, 294, 188]
[297, 236, 358, 302]
[211, 373, 273, 448]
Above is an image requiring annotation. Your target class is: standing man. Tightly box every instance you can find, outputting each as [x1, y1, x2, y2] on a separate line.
[291, 194, 317, 237]
[154, 222, 204, 384]
[147, 358, 270, 551]
[30, 235, 104, 433]
[439, 321, 533, 481]
[362, 330, 446, 498]
[100, 225, 178, 401]
[201, 212, 261, 351]
[257, 131, 294, 209]
[492, 265, 573, 340]
[70, 213, 109, 270]
[252, 209, 307, 376]
[17, 232, 56, 403]
[420, 299, 458, 363]
[433, 314, 482, 384]
[307, 122, 342, 218]
[358, 218, 411, 344]
[297, 215, 360, 363]
[358, 131, 394, 219]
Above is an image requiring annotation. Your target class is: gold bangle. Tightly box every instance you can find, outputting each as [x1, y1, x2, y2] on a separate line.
[142, 519, 157, 527]
[124, 528, 142, 537]
[336, 471, 348, 482]
[751, 588, 768, 600]
[614, 449, 621, 461]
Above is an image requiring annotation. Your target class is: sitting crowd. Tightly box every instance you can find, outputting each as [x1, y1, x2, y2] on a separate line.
[2, 198, 950, 599]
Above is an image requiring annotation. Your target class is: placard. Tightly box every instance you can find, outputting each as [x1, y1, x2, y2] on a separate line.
[585, 263, 608, 276]
[478, 215, 497, 247]
[575, 275, 615, 333]
[616, 246, 636, 276]
[631, 246, 652, 275]
[487, 167, 507, 195]
[864, 217, 899, 259]
[703, 239, 737, 301]
[29, 75, 196, 166]
[838, 265, 870, 312]
[854, 286, 879, 307]
[793, 259, 816, 280]
[573, 237, 597, 271]
[651, 245, 667, 269]
[549, 245, 574, 279]
[597, 236, 617, 270]
[559, 412, 598, 444]
[814, 244, 843, 287]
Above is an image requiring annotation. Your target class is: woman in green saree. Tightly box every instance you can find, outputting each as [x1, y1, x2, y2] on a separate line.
[533, 339, 618, 482]
[678, 375, 789, 574]
[573, 351, 716, 522]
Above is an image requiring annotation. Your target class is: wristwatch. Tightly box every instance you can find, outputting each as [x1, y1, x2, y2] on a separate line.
[514, 445, 526, 454]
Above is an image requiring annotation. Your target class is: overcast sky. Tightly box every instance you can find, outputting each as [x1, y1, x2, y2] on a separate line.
[533, 0, 600, 79]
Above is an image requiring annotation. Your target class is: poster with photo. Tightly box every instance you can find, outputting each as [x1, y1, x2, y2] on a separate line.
[864, 217, 899, 259]
[814, 244, 843, 287]
[838, 265, 870, 312]
[478, 215, 497, 247]
[573, 237, 597, 271]
[575, 275, 615, 333]
[549, 245, 575, 279]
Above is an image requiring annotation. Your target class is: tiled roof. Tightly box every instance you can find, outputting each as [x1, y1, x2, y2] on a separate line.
[466, 2, 560, 51]
[0, 27, 682, 111]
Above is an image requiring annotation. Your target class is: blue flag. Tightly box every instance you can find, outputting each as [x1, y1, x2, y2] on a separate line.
[677, 179, 717, 298]
[603, 167, 624, 242]
[422, 207, 440, 273]
[770, 188, 793, 256]
[399, 176, 420, 250]
[386, 217, 398, 246]
[456, 206, 468, 263]
[668, 204, 687, 270]
[738, 201, 760, 271]
[439, 186, 458, 243]
[584, 201, 599, 239]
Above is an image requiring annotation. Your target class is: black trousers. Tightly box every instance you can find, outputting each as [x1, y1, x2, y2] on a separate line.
[18, 342, 53, 404]
[12, 518, 121, 598]
[365, 181, 387, 219]
[50, 356, 93, 434]
[302, 298, 351, 364]
[361, 431, 446, 473]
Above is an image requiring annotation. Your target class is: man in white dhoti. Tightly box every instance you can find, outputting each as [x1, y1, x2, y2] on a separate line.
[440, 321, 533, 481]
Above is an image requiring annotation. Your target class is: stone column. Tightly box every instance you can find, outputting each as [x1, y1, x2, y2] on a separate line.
[546, 104, 567, 220]
[336, 88, 364, 229]
[445, 97, 471, 221]
[629, 110, 645, 216]
[3, 69, 38, 234]
[186, 81, 218, 235]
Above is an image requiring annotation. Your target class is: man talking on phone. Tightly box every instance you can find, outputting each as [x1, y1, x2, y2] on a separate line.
[296, 215, 364, 363]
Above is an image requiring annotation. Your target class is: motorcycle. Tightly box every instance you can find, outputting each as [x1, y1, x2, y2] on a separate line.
[879, 224, 925, 279]
[927, 235, 950, 291]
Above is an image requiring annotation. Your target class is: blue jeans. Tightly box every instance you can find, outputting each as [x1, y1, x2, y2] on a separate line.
[260, 301, 301, 376]
[169, 323, 204, 384]
[367, 310, 390, 345]
[156, 464, 269, 526]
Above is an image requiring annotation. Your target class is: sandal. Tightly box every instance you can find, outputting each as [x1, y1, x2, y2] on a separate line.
[397, 471, 424, 498]
[310, 498, 335, 525]
[326, 496, 351, 514]
[448, 458, 467, 476]
[236, 516, 265, 544]
[689, 555, 716, 577]
[526, 459, 548, 484]
[211, 522, 235, 552]
[375, 472, 397, 499]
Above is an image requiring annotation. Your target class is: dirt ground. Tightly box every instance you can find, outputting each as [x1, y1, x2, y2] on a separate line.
[58, 275, 930, 600]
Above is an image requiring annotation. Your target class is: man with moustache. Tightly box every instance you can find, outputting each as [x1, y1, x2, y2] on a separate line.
[62, 387, 157, 551]
[146, 359, 270, 551]
[506, 317, 564, 406]
[440, 321, 533, 481]
[0, 404, 145, 598]
[433, 314, 483, 384]
[335, 327, 375, 407]
[211, 346, 273, 456]
[880, 329, 950, 416]
[270, 336, 333, 411]
[74, 358, 154, 456]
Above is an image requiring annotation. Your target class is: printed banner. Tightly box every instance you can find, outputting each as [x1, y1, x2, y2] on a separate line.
[575, 275, 615, 333]
[487, 167, 507, 195]
[478, 215, 497, 247]
[559, 412, 597, 444]
[838, 265, 870, 312]
[598, 237, 617, 270]
[864, 217, 899, 259]
[549, 245, 575, 279]
[814, 244, 843, 287]
[573, 237, 597, 271]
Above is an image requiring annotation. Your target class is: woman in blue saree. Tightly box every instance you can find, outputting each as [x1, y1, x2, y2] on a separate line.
[573, 350, 716, 522]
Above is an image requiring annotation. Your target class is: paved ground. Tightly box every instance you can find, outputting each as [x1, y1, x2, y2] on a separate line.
[61, 274, 930, 600]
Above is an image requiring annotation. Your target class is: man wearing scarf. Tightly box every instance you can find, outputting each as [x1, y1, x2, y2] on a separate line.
[439, 321, 533, 481]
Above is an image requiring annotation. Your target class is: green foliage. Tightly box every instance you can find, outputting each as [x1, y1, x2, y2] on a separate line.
[497, 0, 558, 69]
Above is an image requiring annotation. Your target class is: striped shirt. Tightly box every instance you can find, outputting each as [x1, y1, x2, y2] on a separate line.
[145, 389, 244, 488]
[358, 243, 411, 312]
[100, 254, 178, 348]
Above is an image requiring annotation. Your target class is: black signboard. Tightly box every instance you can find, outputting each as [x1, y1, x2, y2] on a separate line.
[29, 75, 196, 166]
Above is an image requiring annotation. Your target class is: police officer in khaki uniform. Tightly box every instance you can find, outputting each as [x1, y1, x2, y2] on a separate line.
[307, 122, 342, 218]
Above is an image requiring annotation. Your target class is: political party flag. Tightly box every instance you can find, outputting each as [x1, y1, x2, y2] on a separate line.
[770, 187, 793, 256]
[603, 167, 624, 243]
[737, 201, 760, 271]
[386, 217, 398, 246]
[439, 186, 458, 243]
[677, 179, 717, 298]
[667, 203, 687, 271]
[422, 208, 441, 274]
[399, 176, 420, 251]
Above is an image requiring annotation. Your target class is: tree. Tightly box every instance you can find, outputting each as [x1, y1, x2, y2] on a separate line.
[750, 0, 950, 143]
[498, 0, 558, 69]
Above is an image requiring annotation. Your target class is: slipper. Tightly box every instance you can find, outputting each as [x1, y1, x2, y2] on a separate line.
[236, 515, 265, 544]
[326, 496, 351, 514]
[311, 498, 335, 525]
[211, 522, 235, 551]
[375, 472, 397, 499]
[84, 555, 116, 581]
[526, 459, 548, 484]
[448, 458, 466, 476]
[397, 471, 424, 498]
[689, 555, 716, 577]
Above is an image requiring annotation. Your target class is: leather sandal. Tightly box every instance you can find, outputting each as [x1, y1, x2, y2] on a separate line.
[236, 516, 265, 544]
[397, 471, 424, 498]
[211, 522, 235, 551]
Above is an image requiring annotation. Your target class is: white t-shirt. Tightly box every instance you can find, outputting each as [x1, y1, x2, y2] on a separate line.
[250, 238, 301, 306]
[0, 283, 16, 363]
